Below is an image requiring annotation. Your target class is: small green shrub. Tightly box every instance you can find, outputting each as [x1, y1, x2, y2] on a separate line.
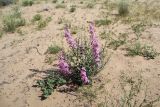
[3, 7, 25, 32]
[37, 72, 66, 99]
[69, 5, 76, 12]
[46, 17, 52, 23]
[14, 18, 25, 26]
[52, 0, 57, 3]
[12, 7, 21, 18]
[57, 18, 63, 24]
[16, 28, 26, 36]
[36, 17, 52, 30]
[3, 17, 16, 32]
[131, 23, 145, 39]
[86, 2, 95, 8]
[141, 45, 159, 60]
[0, 0, 13, 6]
[127, 42, 159, 59]
[80, 1, 83, 4]
[108, 39, 126, 50]
[32, 14, 42, 22]
[37, 20, 47, 30]
[108, 33, 127, 50]
[55, 4, 65, 8]
[0, 31, 3, 38]
[95, 19, 111, 27]
[47, 45, 62, 54]
[100, 31, 107, 39]
[127, 42, 143, 56]
[22, 0, 33, 6]
[118, 0, 129, 16]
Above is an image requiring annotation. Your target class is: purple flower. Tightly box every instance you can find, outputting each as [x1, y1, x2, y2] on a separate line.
[64, 27, 77, 49]
[89, 22, 101, 66]
[80, 67, 89, 84]
[58, 52, 71, 76]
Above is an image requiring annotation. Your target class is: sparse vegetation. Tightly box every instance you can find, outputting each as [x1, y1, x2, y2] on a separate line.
[118, 0, 129, 16]
[57, 17, 71, 25]
[36, 17, 52, 30]
[141, 45, 159, 60]
[119, 72, 143, 107]
[3, 7, 26, 32]
[127, 42, 159, 59]
[47, 45, 62, 54]
[120, 0, 160, 23]
[108, 39, 126, 50]
[103, 0, 117, 11]
[97, 71, 160, 107]
[0, 0, 13, 6]
[55, 4, 66, 8]
[37, 20, 47, 29]
[100, 31, 107, 39]
[119, 72, 160, 107]
[22, 0, 33, 6]
[32, 14, 42, 22]
[131, 23, 145, 39]
[52, 0, 57, 3]
[0, 31, 3, 38]
[69, 5, 76, 13]
[16, 28, 25, 36]
[95, 19, 111, 27]
[86, 2, 95, 8]
[46, 17, 52, 23]
[78, 85, 97, 104]
[108, 33, 127, 50]
[127, 42, 143, 56]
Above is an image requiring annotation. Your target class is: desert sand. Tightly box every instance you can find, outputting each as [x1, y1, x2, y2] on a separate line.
[0, 0, 160, 107]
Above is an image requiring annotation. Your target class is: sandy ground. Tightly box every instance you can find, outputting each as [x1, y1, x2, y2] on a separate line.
[0, 0, 160, 107]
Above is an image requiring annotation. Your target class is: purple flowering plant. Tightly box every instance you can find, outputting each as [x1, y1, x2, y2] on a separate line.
[57, 22, 107, 85]
[37, 23, 107, 99]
